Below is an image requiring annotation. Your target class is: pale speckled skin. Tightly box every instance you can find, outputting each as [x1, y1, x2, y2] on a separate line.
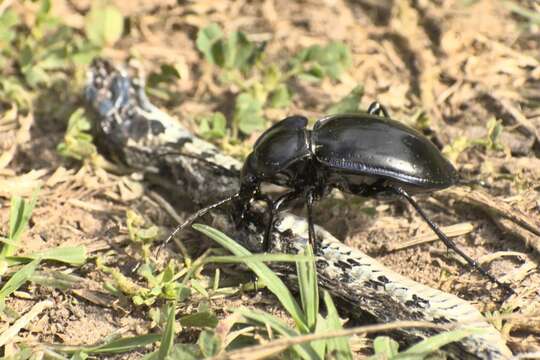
[272, 214, 511, 359]
[85, 59, 512, 360]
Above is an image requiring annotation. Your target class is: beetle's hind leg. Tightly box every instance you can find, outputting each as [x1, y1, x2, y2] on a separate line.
[391, 186, 515, 296]
[367, 102, 390, 118]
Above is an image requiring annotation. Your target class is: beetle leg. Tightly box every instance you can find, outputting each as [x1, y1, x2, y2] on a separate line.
[305, 190, 318, 253]
[254, 192, 273, 214]
[391, 186, 515, 296]
[263, 190, 302, 252]
[367, 101, 390, 118]
[236, 189, 269, 227]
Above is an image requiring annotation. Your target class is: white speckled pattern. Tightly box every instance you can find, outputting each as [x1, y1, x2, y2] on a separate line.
[275, 214, 511, 359]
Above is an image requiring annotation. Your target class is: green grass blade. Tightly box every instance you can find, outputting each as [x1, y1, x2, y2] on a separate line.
[0, 259, 40, 301]
[9, 191, 38, 241]
[0, 237, 22, 247]
[142, 350, 158, 360]
[504, 1, 540, 24]
[179, 311, 218, 328]
[193, 224, 308, 332]
[397, 328, 485, 358]
[198, 330, 220, 357]
[236, 307, 319, 360]
[157, 302, 176, 359]
[168, 344, 202, 360]
[8, 196, 24, 243]
[296, 244, 318, 332]
[30, 271, 84, 290]
[371, 336, 399, 358]
[311, 313, 327, 359]
[89, 334, 161, 354]
[6, 246, 87, 266]
[323, 291, 352, 359]
[204, 254, 311, 264]
[3, 190, 39, 258]
[56, 334, 161, 354]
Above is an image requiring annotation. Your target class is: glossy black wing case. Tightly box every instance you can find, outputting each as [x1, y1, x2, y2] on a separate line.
[312, 114, 458, 189]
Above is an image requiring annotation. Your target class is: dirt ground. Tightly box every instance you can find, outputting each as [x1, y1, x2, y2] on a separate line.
[1, 0, 539, 358]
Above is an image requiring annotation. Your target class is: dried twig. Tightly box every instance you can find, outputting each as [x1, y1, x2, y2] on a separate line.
[0, 300, 53, 347]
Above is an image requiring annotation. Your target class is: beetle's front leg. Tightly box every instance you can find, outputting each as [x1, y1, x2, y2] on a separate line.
[264, 189, 302, 252]
[305, 189, 318, 253]
[235, 189, 268, 225]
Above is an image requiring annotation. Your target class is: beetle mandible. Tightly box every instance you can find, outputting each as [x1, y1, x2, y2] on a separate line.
[169, 102, 513, 294]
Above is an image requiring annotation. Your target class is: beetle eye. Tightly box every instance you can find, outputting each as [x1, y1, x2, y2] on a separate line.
[242, 174, 256, 185]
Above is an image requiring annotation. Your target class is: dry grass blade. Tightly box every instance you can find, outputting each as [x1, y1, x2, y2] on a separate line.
[444, 188, 540, 244]
[208, 321, 452, 360]
[498, 97, 540, 143]
[0, 170, 47, 198]
[510, 352, 540, 360]
[500, 261, 536, 283]
[491, 216, 540, 256]
[0, 300, 53, 347]
[388, 222, 474, 251]
[72, 289, 121, 309]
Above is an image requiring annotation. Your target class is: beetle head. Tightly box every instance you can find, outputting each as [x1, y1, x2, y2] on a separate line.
[239, 153, 260, 199]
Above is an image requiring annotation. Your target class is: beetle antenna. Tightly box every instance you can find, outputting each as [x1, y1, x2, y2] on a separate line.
[163, 192, 240, 247]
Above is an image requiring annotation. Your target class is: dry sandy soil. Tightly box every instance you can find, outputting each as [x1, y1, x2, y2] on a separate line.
[1, 0, 539, 358]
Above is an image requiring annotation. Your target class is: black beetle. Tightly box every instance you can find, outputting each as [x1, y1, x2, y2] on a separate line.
[170, 102, 512, 294]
